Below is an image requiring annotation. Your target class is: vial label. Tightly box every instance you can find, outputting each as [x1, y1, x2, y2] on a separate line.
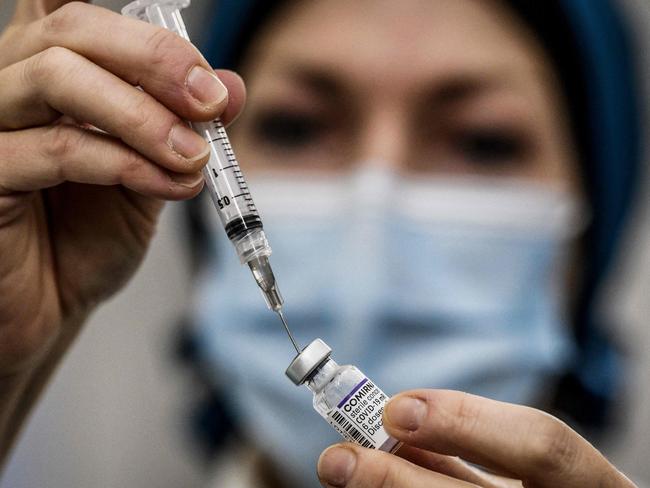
[326, 377, 392, 450]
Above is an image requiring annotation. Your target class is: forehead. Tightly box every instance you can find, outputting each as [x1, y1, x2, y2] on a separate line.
[245, 0, 552, 95]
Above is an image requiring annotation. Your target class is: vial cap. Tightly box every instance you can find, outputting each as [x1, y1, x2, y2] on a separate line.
[285, 338, 332, 385]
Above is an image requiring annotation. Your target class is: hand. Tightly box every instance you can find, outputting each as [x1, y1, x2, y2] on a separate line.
[317, 389, 636, 487]
[0, 0, 245, 377]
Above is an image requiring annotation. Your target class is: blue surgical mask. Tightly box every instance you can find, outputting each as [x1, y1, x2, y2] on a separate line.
[190, 166, 583, 486]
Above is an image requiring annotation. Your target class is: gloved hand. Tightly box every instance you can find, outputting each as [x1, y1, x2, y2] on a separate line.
[318, 389, 636, 487]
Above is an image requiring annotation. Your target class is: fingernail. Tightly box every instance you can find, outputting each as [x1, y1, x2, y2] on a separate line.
[317, 446, 356, 487]
[168, 124, 209, 162]
[171, 171, 204, 189]
[186, 65, 228, 106]
[385, 396, 427, 431]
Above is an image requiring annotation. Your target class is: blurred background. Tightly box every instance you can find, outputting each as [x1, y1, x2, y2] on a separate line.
[0, 0, 649, 486]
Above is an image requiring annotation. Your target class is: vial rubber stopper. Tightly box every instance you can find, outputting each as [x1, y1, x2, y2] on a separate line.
[285, 338, 332, 385]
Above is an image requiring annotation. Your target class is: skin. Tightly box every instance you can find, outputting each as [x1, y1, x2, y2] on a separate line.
[317, 390, 636, 487]
[0, 0, 245, 463]
[231, 0, 580, 192]
[228, 1, 633, 487]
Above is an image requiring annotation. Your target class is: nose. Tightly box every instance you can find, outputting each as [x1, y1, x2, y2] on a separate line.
[354, 105, 410, 169]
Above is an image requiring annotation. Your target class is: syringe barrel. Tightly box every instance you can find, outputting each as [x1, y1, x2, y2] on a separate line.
[192, 120, 271, 264]
[122, 0, 190, 37]
[122, 0, 273, 265]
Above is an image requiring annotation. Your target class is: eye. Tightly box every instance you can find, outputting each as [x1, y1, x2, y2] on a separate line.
[454, 129, 527, 166]
[250, 110, 328, 150]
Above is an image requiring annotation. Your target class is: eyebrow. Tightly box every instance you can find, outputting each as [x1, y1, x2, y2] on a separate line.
[433, 77, 510, 105]
[284, 65, 347, 99]
[278, 62, 516, 107]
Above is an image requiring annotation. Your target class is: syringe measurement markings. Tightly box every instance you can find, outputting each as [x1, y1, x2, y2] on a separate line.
[204, 120, 272, 298]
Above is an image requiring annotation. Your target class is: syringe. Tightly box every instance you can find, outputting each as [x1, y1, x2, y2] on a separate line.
[122, 0, 300, 353]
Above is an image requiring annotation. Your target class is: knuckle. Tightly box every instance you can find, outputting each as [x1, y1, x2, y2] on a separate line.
[375, 469, 393, 488]
[41, 2, 90, 37]
[128, 96, 152, 130]
[374, 460, 405, 488]
[43, 124, 84, 162]
[121, 93, 156, 133]
[144, 27, 188, 68]
[24, 46, 75, 87]
[447, 392, 481, 440]
[528, 412, 578, 475]
[348, 449, 392, 488]
[115, 92, 177, 149]
[119, 149, 147, 181]
[377, 469, 397, 488]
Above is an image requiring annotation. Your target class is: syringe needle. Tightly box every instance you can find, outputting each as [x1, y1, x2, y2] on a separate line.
[277, 310, 300, 354]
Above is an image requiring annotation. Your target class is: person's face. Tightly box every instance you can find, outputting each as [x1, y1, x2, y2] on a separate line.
[230, 0, 580, 192]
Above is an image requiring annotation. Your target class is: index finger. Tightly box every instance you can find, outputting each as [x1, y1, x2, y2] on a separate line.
[383, 390, 635, 488]
[9, 2, 240, 123]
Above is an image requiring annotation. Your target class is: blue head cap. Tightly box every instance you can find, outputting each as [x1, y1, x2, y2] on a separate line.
[565, 0, 641, 426]
[201, 0, 284, 69]
[503, 0, 642, 426]
[199, 0, 642, 428]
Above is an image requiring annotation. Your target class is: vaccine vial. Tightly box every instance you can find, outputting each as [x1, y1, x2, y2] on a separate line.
[286, 339, 401, 452]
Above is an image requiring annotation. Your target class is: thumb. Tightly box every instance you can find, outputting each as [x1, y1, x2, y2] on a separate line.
[11, 0, 89, 24]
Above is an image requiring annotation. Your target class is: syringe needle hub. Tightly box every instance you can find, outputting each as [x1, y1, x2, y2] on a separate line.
[248, 256, 284, 311]
[277, 309, 300, 354]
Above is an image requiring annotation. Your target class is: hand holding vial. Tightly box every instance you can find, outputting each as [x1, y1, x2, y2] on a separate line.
[316, 390, 636, 488]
